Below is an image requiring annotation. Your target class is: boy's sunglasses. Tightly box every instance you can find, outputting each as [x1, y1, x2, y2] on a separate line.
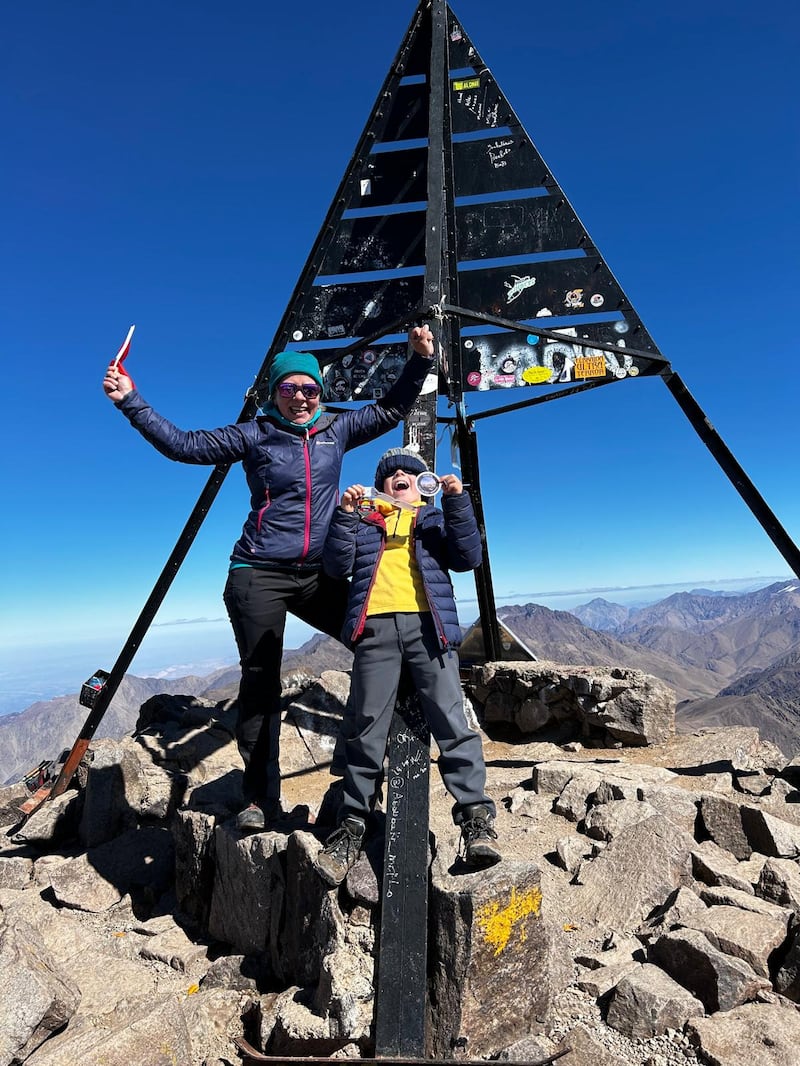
[276, 382, 322, 400]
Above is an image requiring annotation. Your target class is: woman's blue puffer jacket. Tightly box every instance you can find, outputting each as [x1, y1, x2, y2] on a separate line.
[322, 491, 483, 650]
[115, 352, 432, 568]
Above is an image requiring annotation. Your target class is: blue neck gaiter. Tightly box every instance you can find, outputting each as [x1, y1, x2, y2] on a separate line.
[259, 403, 323, 432]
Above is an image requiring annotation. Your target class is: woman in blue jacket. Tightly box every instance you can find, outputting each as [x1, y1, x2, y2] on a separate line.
[103, 329, 435, 830]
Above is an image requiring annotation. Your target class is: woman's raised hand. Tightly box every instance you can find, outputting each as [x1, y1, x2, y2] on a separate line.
[409, 324, 435, 359]
[103, 364, 134, 402]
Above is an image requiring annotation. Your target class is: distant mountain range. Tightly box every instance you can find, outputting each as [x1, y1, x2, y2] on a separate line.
[2, 581, 799, 785]
[493, 603, 722, 704]
[0, 635, 353, 787]
[500, 579, 800, 756]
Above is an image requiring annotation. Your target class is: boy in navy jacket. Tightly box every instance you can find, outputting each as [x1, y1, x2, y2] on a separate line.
[314, 447, 501, 886]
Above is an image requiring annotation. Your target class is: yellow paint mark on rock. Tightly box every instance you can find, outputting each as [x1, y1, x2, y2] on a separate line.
[477, 885, 543, 957]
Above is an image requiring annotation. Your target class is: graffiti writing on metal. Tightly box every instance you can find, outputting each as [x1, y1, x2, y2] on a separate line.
[384, 731, 428, 899]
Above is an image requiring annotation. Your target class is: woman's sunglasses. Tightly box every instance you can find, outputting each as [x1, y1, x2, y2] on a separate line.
[276, 382, 322, 400]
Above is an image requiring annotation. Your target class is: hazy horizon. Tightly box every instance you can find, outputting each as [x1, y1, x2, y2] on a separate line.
[0, 573, 790, 720]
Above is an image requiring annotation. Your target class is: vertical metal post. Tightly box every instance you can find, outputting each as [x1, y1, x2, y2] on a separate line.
[375, 0, 449, 1056]
[374, 677, 432, 1056]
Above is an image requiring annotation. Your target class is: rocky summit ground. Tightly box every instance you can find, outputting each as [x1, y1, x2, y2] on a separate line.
[2, 665, 800, 1066]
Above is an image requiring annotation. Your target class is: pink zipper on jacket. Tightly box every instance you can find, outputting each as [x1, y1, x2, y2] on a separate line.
[255, 488, 271, 533]
[299, 431, 312, 561]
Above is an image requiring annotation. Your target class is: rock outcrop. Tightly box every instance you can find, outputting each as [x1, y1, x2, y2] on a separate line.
[470, 660, 676, 746]
[1, 664, 799, 1066]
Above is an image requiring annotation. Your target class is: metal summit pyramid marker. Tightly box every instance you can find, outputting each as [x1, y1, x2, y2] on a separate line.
[258, 4, 665, 411]
[18, 3, 800, 1061]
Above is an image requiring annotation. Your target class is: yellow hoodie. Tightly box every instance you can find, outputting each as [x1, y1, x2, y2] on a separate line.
[366, 500, 430, 616]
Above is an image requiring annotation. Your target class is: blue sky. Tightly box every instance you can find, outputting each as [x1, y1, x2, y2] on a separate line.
[2, 0, 798, 707]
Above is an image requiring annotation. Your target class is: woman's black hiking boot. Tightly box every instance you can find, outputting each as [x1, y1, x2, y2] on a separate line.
[315, 815, 366, 886]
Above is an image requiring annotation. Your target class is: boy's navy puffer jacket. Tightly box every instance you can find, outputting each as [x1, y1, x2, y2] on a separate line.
[115, 353, 432, 568]
[322, 491, 483, 650]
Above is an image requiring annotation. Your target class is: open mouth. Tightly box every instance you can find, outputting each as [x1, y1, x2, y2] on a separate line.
[392, 477, 410, 490]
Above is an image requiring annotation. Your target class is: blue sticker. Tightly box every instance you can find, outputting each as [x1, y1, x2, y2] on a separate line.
[526, 334, 539, 345]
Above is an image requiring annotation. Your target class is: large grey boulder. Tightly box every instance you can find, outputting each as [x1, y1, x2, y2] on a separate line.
[42, 826, 173, 913]
[571, 815, 696, 930]
[428, 855, 569, 1059]
[77, 739, 129, 847]
[663, 728, 786, 774]
[172, 807, 217, 926]
[686, 1002, 800, 1066]
[741, 805, 800, 858]
[584, 799, 661, 842]
[699, 794, 752, 859]
[283, 670, 350, 770]
[10, 792, 80, 846]
[0, 917, 80, 1066]
[280, 830, 349, 989]
[757, 856, 800, 910]
[690, 839, 764, 895]
[605, 962, 704, 1039]
[22, 996, 194, 1066]
[649, 927, 771, 1012]
[79, 737, 176, 848]
[680, 904, 788, 978]
[206, 824, 286, 964]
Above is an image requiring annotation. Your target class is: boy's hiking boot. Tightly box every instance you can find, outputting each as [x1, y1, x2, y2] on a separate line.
[237, 804, 265, 831]
[315, 816, 366, 886]
[460, 804, 502, 867]
[236, 799, 283, 833]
